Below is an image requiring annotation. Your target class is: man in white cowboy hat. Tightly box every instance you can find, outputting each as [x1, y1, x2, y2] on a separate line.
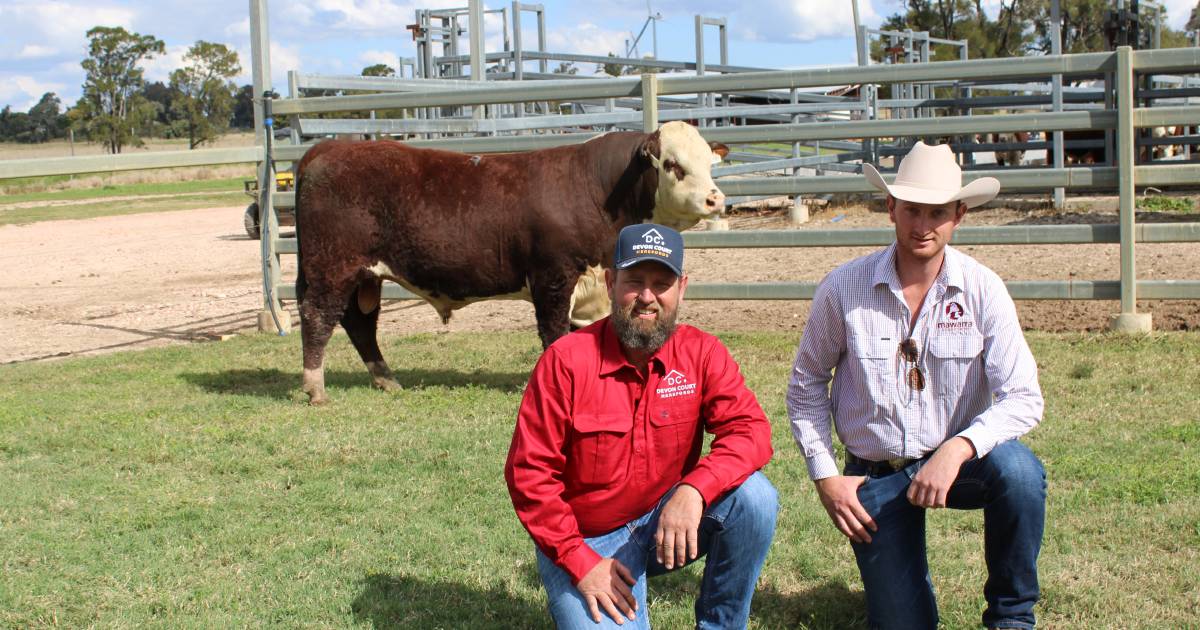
[786, 142, 1046, 629]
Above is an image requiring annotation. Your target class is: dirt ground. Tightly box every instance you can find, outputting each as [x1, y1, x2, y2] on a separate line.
[1, 200, 1198, 365]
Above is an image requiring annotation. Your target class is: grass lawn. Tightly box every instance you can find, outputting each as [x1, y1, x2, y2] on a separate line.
[0, 177, 250, 226]
[1, 331, 1197, 628]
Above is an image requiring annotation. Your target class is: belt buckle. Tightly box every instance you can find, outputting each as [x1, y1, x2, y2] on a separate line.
[886, 457, 911, 472]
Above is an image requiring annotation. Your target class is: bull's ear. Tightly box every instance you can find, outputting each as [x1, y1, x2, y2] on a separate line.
[639, 130, 662, 162]
[709, 141, 729, 160]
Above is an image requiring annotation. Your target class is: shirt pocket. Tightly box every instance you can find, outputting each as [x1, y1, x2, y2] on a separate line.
[928, 333, 984, 398]
[849, 332, 895, 379]
[649, 401, 701, 477]
[570, 413, 634, 487]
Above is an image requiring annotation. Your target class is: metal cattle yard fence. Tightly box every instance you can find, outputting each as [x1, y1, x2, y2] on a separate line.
[2, 0, 1199, 336]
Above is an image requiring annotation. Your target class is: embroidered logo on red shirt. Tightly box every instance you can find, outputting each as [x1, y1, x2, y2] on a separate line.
[657, 369, 697, 399]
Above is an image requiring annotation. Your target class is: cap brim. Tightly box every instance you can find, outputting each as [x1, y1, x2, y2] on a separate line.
[615, 256, 682, 276]
[863, 163, 1000, 209]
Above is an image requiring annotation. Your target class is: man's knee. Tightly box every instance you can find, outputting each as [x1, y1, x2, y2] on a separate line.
[985, 441, 1046, 501]
[723, 471, 779, 533]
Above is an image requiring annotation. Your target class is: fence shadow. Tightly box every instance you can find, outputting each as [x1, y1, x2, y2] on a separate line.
[351, 572, 548, 629]
[179, 367, 528, 399]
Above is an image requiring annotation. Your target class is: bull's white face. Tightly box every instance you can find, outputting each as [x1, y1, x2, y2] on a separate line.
[648, 121, 726, 230]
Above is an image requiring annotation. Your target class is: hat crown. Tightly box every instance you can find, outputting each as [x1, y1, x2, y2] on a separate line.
[893, 141, 962, 193]
[614, 223, 684, 275]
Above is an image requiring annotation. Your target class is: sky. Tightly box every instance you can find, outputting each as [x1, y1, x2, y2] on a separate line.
[1, 0, 1197, 112]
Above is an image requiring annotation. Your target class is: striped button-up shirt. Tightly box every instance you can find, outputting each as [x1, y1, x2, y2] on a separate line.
[787, 243, 1043, 480]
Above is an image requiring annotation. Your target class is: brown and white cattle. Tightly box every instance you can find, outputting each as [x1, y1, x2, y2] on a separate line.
[293, 121, 727, 404]
[979, 131, 1030, 166]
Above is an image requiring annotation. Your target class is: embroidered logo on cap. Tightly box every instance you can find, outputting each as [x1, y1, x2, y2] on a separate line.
[632, 228, 673, 259]
[642, 228, 665, 245]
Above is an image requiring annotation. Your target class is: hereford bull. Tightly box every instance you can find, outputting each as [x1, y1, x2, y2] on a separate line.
[294, 121, 728, 404]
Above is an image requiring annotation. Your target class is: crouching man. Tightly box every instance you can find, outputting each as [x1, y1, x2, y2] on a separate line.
[787, 142, 1047, 629]
[506, 223, 778, 629]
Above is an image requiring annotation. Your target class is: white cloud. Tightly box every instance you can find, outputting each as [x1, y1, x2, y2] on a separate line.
[0, 74, 68, 111]
[224, 17, 249, 39]
[141, 44, 188, 85]
[1158, 0, 1197, 29]
[0, 2, 136, 60]
[287, 0, 420, 35]
[546, 23, 629, 57]
[729, 0, 879, 43]
[359, 49, 400, 68]
[18, 45, 59, 59]
[268, 42, 302, 88]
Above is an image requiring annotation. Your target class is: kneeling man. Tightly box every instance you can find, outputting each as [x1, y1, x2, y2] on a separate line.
[506, 223, 778, 629]
[787, 142, 1047, 629]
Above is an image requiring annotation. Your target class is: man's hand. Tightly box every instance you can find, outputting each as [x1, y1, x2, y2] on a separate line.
[655, 483, 704, 569]
[814, 475, 876, 543]
[907, 437, 976, 509]
[577, 558, 638, 625]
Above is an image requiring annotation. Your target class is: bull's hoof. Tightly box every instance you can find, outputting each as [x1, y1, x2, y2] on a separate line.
[303, 384, 329, 406]
[373, 377, 402, 393]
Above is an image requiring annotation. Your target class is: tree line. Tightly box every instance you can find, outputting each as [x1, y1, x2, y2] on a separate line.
[5, 2, 1200, 152]
[875, 0, 1198, 60]
[1, 26, 253, 153]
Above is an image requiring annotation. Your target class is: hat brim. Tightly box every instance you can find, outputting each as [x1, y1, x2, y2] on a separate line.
[615, 255, 682, 276]
[864, 163, 999, 209]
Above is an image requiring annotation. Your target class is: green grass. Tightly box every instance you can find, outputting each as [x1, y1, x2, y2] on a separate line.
[1137, 195, 1195, 214]
[1, 331, 1198, 628]
[0, 177, 250, 226]
[0, 177, 249, 205]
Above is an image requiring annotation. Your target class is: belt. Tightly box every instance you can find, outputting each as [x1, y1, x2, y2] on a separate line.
[845, 452, 915, 476]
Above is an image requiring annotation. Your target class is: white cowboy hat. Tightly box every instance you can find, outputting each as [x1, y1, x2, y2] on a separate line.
[863, 141, 1000, 208]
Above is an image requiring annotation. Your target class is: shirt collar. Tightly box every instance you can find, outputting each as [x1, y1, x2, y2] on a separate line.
[941, 246, 965, 293]
[599, 316, 671, 377]
[872, 242, 900, 290]
[872, 242, 965, 295]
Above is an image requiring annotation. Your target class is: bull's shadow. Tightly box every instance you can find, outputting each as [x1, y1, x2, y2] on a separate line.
[351, 572, 547, 629]
[180, 367, 527, 400]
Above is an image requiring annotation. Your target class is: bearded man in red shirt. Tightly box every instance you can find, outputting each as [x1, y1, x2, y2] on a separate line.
[506, 223, 777, 629]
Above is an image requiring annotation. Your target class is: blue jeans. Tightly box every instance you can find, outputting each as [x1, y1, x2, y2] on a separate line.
[845, 440, 1046, 630]
[535, 471, 778, 629]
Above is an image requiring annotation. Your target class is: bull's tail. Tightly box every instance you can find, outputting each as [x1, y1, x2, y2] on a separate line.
[293, 163, 308, 304]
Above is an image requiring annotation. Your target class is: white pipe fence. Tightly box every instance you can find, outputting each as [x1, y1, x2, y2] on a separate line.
[2, 4, 1199, 335]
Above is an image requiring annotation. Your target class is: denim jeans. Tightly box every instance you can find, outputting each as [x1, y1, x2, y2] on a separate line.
[844, 440, 1046, 630]
[534, 471, 778, 629]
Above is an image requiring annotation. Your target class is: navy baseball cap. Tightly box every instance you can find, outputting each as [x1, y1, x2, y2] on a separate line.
[613, 223, 684, 276]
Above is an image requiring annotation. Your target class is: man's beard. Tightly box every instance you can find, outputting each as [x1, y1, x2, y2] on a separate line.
[611, 298, 679, 353]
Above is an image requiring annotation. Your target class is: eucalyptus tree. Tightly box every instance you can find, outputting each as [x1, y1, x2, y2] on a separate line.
[169, 41, 241, 149]
[75, 26, 165, 153]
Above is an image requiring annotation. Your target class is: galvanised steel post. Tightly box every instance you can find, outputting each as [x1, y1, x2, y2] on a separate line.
[249, 0, 270, 148]
[642, 73, 658, 132]
[1051, 0, 1065, 209]
[694, 15, 706, 128]
[469, 0, 485, 120]
[250, 0, 288, 333]
[1111, 45, 1152, 332]
[512, 2, 523, 82]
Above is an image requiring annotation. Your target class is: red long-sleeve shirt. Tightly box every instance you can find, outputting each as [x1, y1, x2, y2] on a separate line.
[505, 318, 773, 583]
